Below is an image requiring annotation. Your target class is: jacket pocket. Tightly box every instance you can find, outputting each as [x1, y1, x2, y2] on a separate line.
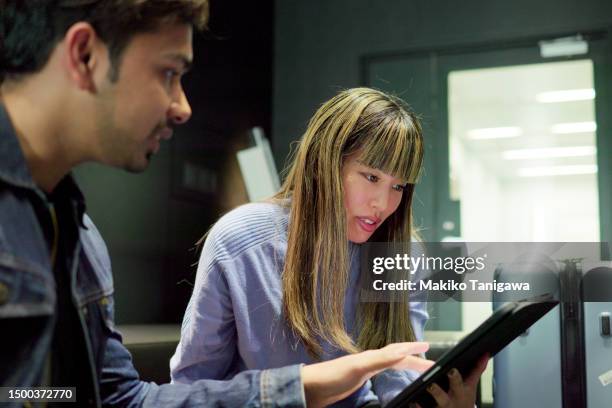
[0, 252, 54, 318]
[0, 252, 55, 386]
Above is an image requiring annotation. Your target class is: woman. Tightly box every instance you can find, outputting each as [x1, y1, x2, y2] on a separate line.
[171, 88, 483, 407]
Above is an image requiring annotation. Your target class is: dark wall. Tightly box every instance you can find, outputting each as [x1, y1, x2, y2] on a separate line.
[272, 0, 612, 166]
[75, 0, 274, 324]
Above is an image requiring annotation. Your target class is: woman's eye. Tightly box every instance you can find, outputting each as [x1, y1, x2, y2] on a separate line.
[392, 184, 406, 192]
[364, 173, 379, 183]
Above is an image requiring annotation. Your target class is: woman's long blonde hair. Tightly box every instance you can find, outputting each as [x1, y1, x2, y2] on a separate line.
[273, 87, 424, 358]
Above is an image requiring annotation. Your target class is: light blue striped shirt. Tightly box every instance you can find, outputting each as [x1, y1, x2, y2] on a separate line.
[171, 202, 428, 407]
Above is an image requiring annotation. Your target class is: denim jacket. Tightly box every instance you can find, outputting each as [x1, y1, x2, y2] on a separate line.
[0, 104, 305, 407]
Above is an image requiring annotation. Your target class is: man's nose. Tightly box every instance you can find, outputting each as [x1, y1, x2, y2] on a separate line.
[168, 89, 192, 125]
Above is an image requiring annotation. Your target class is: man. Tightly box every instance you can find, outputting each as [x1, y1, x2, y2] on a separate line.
[0, 1, 432, 406]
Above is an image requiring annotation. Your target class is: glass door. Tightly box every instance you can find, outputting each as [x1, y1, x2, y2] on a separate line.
[448, 59, 599, 243]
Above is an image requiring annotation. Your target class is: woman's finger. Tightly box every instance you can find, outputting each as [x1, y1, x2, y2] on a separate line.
[390, 355, 435, 372]
[384, 341, 430, 356]
[356, 344, 430, 376]
[447, 368, 464, 395]
[391, 356, 435, 373]
[465, 353, 489, 389]
[426, 383, 450, 407]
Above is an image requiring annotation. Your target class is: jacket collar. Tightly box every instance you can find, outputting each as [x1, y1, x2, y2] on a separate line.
[0, 103, 86, 224]
[0, 102, 37, 189]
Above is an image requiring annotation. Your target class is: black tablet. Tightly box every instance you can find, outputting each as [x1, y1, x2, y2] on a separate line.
[385, 294, 558, 408]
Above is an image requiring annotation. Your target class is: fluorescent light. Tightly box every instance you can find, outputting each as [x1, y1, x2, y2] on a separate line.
[518, 164, 598, 177]
[551, 121, 597, 134]
[467, 127, 522, 140]
[502, 146, 596, 160]
[539, 35, 588, 58]
[536, 88, 595, 103]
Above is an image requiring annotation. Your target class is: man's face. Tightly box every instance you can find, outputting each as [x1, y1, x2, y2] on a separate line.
[94, 23, 193, 172]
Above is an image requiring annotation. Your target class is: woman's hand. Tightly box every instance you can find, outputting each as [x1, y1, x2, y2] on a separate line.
[301, 342, 434, 408]
[421, 354, 489, 408]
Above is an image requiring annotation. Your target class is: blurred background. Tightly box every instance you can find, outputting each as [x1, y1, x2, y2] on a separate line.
[73, 0, 612, 403]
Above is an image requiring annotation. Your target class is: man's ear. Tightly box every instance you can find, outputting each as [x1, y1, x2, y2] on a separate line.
[63, 22, 107, 91]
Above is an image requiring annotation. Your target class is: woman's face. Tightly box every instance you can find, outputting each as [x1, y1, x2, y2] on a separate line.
[342, 154, 407, 243]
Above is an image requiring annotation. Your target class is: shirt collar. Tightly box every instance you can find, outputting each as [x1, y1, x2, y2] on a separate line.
[50, 175, 87, 226]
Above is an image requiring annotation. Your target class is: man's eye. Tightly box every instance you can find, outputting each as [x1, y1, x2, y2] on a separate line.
[163, 69, 180, 87]
[165, 69, 180, 78]
[364, 173, 379, 183]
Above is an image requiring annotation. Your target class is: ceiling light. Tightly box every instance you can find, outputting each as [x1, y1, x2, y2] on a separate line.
[551, 121, 597, 134]
[539, 35, 588, 58]
[518, 164, 598, 177]
[536, 88, 595, 103]
[467, 127, 523, 140]
[502, 146, 596, 160]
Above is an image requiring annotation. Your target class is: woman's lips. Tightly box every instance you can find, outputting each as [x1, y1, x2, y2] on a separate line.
[356, 216, 379, 233]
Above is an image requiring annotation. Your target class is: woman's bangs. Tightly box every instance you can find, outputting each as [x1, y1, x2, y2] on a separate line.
[357, 117, 423, 184]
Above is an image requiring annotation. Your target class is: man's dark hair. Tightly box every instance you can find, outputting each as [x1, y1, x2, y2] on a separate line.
[0, 0, 209, 83]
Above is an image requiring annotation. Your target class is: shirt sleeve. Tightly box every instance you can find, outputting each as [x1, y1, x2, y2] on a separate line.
[169, 250, 238, 382]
